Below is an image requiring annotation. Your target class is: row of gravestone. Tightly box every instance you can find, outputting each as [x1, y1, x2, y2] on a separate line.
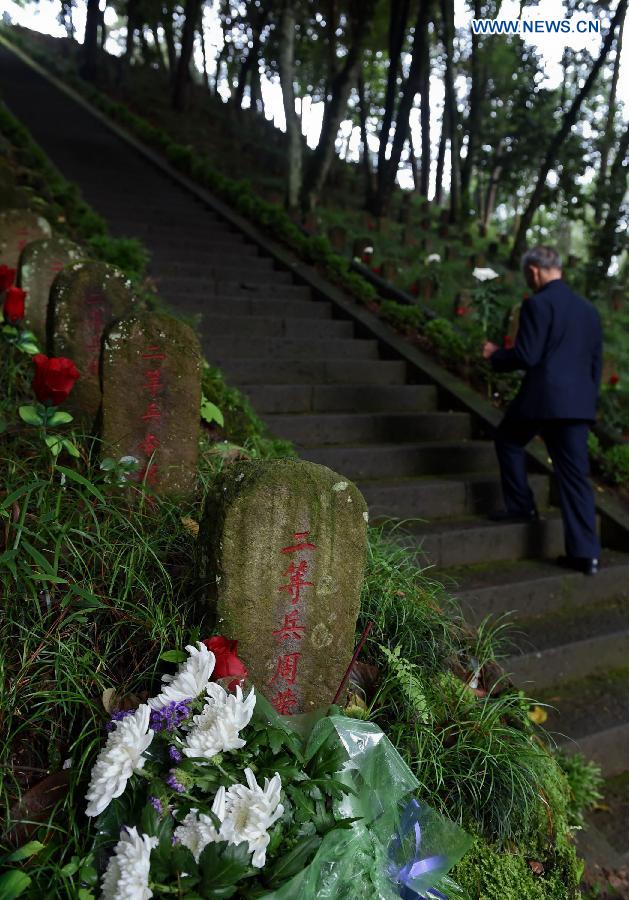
[2, 205, 372, 716]
[0, 180, 373, 716]
[1, 207, 201, 495]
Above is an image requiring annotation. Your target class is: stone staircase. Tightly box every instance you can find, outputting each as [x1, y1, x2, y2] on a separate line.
[2, 40, 629, 859]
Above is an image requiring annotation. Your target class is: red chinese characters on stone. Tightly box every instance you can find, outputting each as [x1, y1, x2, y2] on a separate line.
[136, 344, 167, 486]
[269, 530, 317, 715]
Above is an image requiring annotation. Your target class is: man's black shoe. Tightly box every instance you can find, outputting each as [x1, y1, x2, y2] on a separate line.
[488, 509, 539, 524]
[557, 555, 600, 576]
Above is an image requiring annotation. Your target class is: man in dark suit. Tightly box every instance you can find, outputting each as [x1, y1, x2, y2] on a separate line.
[483, 245, 602, 575]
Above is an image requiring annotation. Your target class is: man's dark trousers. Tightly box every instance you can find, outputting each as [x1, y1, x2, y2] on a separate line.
[490, 278, 603, 560]
[495, 415, 600, 559]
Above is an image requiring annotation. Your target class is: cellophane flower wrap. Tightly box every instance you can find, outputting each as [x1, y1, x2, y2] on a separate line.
[88, 642, 470, 898]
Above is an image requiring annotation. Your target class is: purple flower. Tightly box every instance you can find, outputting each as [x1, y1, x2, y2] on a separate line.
[149, 699, 192, 733]
[166, 770, 185, 794]
[168, 746, 183, 763]
[105, 709, 135, 732]
[149, 796, 162, 815]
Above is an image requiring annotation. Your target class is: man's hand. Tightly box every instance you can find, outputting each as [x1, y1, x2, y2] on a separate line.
[483, 341, 499, 360]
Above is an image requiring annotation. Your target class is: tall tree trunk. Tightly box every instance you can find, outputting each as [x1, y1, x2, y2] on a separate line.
[358, 73, 375, 207]
[151, 25, 167, 71]
[461, 0, 483, 209]
[301, 0, 377, 211]
[162, 6, 177, 75]
[483, 162, 502, 226]
[595, 7, 625, 221]
[250, 54, 264, 114]
[82, 0, 101, 80]
[589, 122, 629, 287]
[199, 22, 210, 90]
[172, 0, 203, 110]
[510, 0, 627, 267]
[373, 0, 433, 216]
[279, 1, 303, 211]
[409, 133, 420, 191]
[418, 22, 431, 197]
[434, 108, 447, 205]
[376, 0, 411, 181]
[440, 0, 461, 221]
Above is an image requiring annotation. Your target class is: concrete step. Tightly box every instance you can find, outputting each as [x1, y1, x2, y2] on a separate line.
[95, 211, 227, 230]
[359, 472, 550, 521]
[154, 257, 276, 278]
[507, 599, 629, 688]
[186, 296, 331, 319]
[157, 268, 295, 288]
[264, 411, 472, 446]
[539, 668, 629, 777]
[220, 359, 408, 385]
[240, 383, 437, 414]
[159, 280, 311, 300]
[147, 243, 261, 263]
[204, 336, 379, 361]
[302, 441, 498, 480]
[407, 513, 565, 567]
[200, 314, 353, 339]
[451, 550, 629, 623]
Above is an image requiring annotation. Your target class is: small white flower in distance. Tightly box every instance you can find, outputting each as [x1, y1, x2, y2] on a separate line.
[148, 643, 215, 711]
[173, 787, 226, 862]
[473, 266, 500, 281]
[85, 705, 153, 817]
[101, 826, 158, 900]
[183, 684, 256, 761]
[426, 253, 441, 264]
[220, 768, 284, 868]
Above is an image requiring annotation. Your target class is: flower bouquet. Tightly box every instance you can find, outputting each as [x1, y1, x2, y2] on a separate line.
[87, 641, 471, 899]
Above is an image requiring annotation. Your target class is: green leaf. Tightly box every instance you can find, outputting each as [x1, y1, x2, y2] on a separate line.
[55, 467, 105, 503]
[3, 841, 45, 863]
[47, 410, 73, 426]
[45, 434, 63, 457]
[62, 438, 81, 458]
[18, 342, 41, 356]
[200, 397, 224, 427]
[18, 405, 44, 426]
[267, 834, 322, 885]
[0, 870, 31, 900]
[160, 649, 188, 663]
[198, 842, 253, 896]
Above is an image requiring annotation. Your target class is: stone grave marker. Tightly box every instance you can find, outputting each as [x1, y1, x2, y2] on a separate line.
[49, 261, 136, 422]
[327, 225, 347, 253]
[18, 237, 83, 346]
[380, 259, 398, 282]
[352, 237, 374, 263]
[201, 459, 369, 714]
[505, 302, 522, 347]
[0, 209, 52, 269]
[102, 312, 202, 496]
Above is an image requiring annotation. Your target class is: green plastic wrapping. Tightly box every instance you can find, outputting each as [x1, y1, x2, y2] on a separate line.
[261, 715, 472, 899]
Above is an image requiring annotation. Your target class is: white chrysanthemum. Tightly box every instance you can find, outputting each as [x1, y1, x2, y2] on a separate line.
[148, 643, 215, 711]
[426, 253, 441, 264]
[473, 266, 500, 282]
[173, 787, 226, 862]
[220, 768, 284, 868]
[101, 826, 157, 900]
[183, 683, 256, 761]
[85, 706, 153, 817]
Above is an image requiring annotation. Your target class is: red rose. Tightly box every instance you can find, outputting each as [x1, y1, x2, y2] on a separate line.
[455, 306, 468, 317]
[203, 635, 248, 688]
[0, 264, 16, 292]
[3, 286, 26, 324]
[32, 354, 80, 406]
[503, 335, 514, 349]
[609, 373, 620, 386]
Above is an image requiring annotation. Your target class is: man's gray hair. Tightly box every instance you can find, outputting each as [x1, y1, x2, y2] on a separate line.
[521, 246, 562, 271]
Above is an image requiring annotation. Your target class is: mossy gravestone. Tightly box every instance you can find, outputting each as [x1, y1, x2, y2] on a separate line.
[0, 209, 52, 269]
[102, 312, 202, 496]
[18, 237, 83, 346]
[49, 261, 136, 423]
[201, 460, 369, 714]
